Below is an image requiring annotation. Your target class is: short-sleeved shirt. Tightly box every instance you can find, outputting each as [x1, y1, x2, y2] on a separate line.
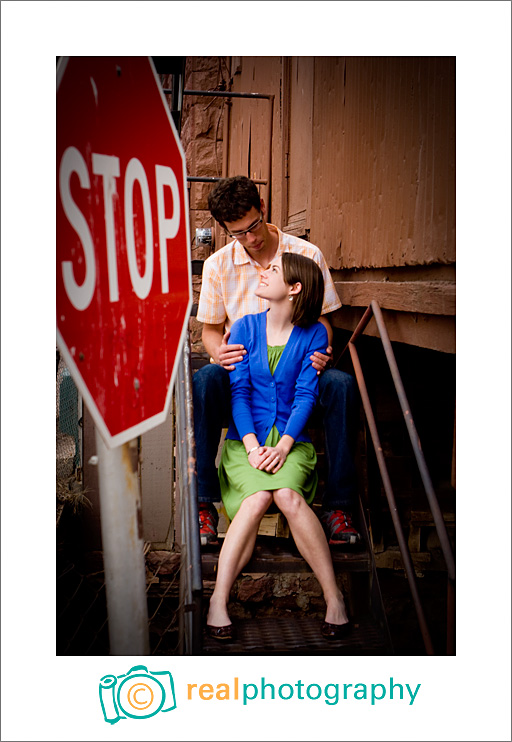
[196, 224, 342, 330]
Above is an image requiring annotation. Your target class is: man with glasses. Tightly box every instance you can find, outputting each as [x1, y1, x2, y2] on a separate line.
[193, 175, 360, 547]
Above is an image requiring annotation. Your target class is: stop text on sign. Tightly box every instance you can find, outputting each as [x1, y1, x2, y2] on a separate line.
[59, 145, 180, 311]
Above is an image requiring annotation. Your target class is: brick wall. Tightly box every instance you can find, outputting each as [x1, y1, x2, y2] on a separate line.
[181, 57, 230, 352]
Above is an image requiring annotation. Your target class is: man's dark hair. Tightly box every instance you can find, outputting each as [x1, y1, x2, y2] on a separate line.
[208, 176, 262, 228]
[282, 252, 324, 328]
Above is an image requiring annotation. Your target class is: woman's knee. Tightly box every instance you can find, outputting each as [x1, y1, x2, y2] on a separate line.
[240, 490, 273, 519]
[273, 488, 303, 518]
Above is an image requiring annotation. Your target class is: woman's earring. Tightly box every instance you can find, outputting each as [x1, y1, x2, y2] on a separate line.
[288, 295, 293, 301]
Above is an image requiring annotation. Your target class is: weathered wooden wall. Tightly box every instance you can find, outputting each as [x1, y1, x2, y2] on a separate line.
[225, 56, 455, 272]
[310, 57, 455, 269]
[220, 56, 456, 353]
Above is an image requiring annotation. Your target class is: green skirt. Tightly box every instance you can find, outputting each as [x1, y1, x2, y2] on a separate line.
[218, 426, 318, 522]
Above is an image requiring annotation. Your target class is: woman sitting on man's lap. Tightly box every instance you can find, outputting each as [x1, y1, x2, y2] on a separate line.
[206, 252, 350, 641]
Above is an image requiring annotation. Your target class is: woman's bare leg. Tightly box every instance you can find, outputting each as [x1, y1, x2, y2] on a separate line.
[207, 491, 273, 626]
[273, 488, 349, 625]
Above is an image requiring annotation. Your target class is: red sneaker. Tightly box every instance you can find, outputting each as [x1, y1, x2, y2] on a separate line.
[320, 509, 361, 545]
[199, 503, 219, 546]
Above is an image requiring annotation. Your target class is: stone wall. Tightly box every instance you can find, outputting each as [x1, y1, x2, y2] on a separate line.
[203, 572, 352, 621]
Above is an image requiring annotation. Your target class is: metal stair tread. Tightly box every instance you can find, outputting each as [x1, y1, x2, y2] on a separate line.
[201, 615, 390, 655]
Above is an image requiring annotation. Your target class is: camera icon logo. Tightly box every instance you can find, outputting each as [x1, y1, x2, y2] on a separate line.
[99, 665, 176, 723]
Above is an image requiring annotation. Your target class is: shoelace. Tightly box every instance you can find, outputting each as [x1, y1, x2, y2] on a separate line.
[326, 511, 356, 531]
[199, 509, 216, 529]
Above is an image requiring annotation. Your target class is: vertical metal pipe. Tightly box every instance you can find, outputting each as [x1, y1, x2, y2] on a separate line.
[177, 462, 190, 656]
[266, 95, 274, 222]
[184, 339, 203, 653]
[348, 342, 435, 655]
[182, 337, 202, 597]
[222, 98, 231, 178]
[171, 76, 203, 653]
[370, 301, 456, 582]
[170, 63, 185, 132]
[95, 431, 150, 655]
[175, 355, 188, 654]
[175, 335, 203, 655]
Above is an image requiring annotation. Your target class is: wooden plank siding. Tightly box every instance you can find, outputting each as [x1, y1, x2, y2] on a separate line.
[310, 57, 455, 269]
[335, 280, 455, 316]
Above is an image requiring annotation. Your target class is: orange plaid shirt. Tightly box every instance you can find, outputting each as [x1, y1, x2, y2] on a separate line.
[196, 225, 341, 330]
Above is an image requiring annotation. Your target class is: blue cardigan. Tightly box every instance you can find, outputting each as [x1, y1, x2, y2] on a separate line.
[225, 311, 328, 445]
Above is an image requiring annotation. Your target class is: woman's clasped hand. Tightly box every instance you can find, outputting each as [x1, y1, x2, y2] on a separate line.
[248, 444, 289, 473]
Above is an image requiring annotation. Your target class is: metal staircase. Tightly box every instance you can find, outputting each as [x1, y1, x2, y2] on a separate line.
[200, 496, 393, 656]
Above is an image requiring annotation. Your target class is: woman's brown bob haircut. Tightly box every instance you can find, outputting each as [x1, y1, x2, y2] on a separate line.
[281, 252, 324, 328]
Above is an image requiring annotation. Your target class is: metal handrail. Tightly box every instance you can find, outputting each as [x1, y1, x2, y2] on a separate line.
[175, 334, 203, 654]
[187, 176, 268, 185]
[160, 67, 203, 655]
[343, 300, 456, 655]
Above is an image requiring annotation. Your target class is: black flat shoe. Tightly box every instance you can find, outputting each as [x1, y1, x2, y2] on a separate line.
[205, 623, 237, 641]
[321, 621, 351, 640]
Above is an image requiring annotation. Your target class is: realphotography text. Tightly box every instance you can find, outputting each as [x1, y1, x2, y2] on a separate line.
[187, 676, 421, 706]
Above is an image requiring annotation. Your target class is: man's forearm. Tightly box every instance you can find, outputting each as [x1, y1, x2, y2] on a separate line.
[201, 323, 224, 363]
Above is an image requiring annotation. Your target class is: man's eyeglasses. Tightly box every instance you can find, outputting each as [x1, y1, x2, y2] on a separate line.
[226, 214, 264, 239]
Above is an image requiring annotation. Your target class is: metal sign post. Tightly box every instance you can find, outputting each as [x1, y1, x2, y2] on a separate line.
[95, 431, 149, 655]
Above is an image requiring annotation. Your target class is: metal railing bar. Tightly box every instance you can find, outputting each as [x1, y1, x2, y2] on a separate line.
[370, 301, 456, 583]
[348, 340, 435, 655]
[182, 335, 203, 598]
[182, 337, 204, 655]
[175, 335, 203, 654]
[159, 70, 203, 654]
[175, 360, 187, 655]
[336, 305, 373, 368]
[187, 176, 267, 185]
[177, 89, 274, 100]
[344, 299, 456, 654]
[349, 304, 375, 345]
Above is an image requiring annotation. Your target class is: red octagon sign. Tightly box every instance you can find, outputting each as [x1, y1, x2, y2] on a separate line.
[57, 57, 192, 447]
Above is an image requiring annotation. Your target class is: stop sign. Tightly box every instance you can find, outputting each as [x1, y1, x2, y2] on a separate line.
[57, 57, 192, 447]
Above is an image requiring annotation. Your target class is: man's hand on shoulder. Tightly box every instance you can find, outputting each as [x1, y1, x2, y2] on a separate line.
[311, 345, 333, 375]
[218, 330, 247, 371]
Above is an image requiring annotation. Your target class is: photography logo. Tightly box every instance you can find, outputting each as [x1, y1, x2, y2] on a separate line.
[99, 665, 176, 723]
